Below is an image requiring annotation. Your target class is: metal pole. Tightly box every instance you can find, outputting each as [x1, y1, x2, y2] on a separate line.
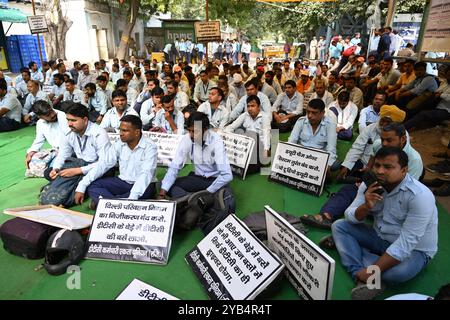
[205, 0, 209, 62]
[31, 0, 44, 66]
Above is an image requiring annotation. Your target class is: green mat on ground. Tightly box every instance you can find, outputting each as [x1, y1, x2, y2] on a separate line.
[0, 126, 449, 300]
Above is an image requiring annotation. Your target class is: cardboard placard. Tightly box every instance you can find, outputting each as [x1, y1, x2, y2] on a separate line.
[42, 85, 53, 95]
[185, 214, 284, 300]
[422, 0, 450, 52]
[86, 199, 176, 265]
[27, 15, 49, 34]
[116, 279, 178, 300]
[265, 206, 335, 300]
[3, 205, 93, 230]
[108, 131, 183, 166]
[269, 142, 329, 196]
[194, 21, 221, 43]
[219, 131, 255, 180]
[303, 92, 313, 110]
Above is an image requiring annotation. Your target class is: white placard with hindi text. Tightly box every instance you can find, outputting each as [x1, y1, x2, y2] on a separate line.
[219, 131, 255, 180]
[108, 131, 183, 166]
[185, 214, 284, 300]
[116, 279, 179, 300]
[86, 199, 176, 265]
[269, 142, 329, 196]
[265, 206, 335, 300]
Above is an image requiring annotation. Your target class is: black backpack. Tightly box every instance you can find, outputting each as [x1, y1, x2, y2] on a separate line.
[174, 186, 236, 235]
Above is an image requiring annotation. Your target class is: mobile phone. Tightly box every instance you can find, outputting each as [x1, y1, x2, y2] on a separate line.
[362, 171, 385, 195]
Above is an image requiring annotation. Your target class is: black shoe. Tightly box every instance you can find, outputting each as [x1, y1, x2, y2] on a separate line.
[426, 161, 450, 175]
[423, 178, 447, 188]
[89, 200, 97, 210]
[433, 183, 450, 196]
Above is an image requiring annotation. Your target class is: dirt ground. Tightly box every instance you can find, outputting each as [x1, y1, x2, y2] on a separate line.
[411, 124, 450, 213]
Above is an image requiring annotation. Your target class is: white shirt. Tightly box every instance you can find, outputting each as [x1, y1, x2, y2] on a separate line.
[63, 89, 85, 105]
[31, 70, 44, 84]
[76, 135, 158, 199]
[328, 100, 358, 130]
[242, 43, 251, 54]
[194, 80, 215, 104]
[174, 91, 190, 112]
[272, 91, 304, 115]
[153, 109, 185, 135]
[225, 111, 271, 151]
[126, 87, 139, 109]
[140, 99, 159, 126]
[111, 71, 123, 85]
[197, 101, 230, 129]
[224, 92, 239, 113]
[100, 107, 139, 132]
[311, 91, 334, 110]
[23, 91, 51, 116]
[0, 93, 22, 123]
[52, 122, 111, 174]
[229, 91, 272, 122]
[27, 110, 68, 153]
[87, 90, 109, 115]
[161, 130, 233, 193]
[51, 83, 66, 97]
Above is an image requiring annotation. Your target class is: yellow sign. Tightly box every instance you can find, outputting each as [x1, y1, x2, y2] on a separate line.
[0, 47, 8, 70]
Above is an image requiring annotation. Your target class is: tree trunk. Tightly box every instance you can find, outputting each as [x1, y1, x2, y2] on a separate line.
[42, 0, 72, 60]
[116, 0, 141, 60]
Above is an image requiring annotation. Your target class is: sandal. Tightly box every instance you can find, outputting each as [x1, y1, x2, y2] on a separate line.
[319, 235, 336, 250]
[300, 214, 332, 230]
[432, 152, 449, 159]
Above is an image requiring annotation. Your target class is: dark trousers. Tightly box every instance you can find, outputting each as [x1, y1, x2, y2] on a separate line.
[87, 176, 156, 205]
[320, 184, 359, 220]
[404, 109, 450, 130]
[0, 117, 21, 132]
[168, 172, 216, 198]
[338, 128, 353, 140]
[271, 113, 301, 133]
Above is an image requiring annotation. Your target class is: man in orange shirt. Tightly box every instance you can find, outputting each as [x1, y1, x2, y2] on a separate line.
[296, 70, 311, 94]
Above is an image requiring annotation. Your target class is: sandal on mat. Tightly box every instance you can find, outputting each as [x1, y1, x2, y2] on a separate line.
[300, 214, 332, 230]
[319, 235, 336, 250]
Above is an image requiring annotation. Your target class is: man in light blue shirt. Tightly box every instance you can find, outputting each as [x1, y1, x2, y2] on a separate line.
[272, 80, 304, 132]
[332, 147, 438, 300]
[288, 98, 338, 171]
[159, 112, 233, 199]
[358, 92, 386, 132]
[74, 115, 157, 209]
[228, 79, 272, 123]
[49, 103, 110, 178]
[153, 94, 185, 134]
[84, 82, 111, 123]
[100, 90, 139, 132]
[44, 103, 111, 207]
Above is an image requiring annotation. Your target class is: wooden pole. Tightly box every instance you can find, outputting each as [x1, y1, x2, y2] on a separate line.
[385, 0, 397, 28]
[31, 0, 44, 66]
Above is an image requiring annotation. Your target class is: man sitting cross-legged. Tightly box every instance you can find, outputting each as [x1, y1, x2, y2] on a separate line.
[158, 112, 233, 199]
[332, 147, 438, 300]
[74, 115, 157, 210]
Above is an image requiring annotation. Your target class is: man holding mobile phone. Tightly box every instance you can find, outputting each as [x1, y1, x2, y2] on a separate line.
[332, 147, 438, 300]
